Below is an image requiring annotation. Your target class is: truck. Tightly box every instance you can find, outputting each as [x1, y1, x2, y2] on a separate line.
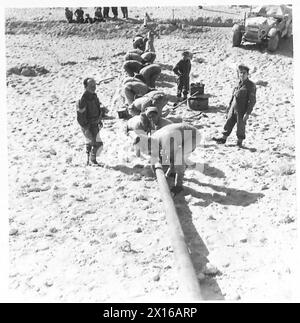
[232, 5, 292, 52]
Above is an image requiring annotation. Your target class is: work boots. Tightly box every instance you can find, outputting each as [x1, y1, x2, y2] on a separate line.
[214, 136, 227, 144]
[213, 136, 243, 147]
[90, 142, 104, 166]
[237, 139, 243, 147]
[176, 93, 182, 101]
[90, 155, 99, 166]
[86, 143, 99, 166]
[86, 143, 92, 165]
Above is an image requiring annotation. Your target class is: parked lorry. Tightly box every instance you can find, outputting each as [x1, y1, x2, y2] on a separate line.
[232, 5, 292, 52]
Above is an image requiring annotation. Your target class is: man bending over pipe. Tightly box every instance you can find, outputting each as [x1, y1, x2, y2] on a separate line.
[128, 90, 168, 117]
[133, 123, 201, 194]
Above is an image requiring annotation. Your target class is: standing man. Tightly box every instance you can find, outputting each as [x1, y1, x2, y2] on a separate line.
[76, 78, 105, 165]
[65, 8, 73, 23]
[214, 64, 256, 147]
[173, 51, 193, 102]
[111, 7, 118, 19]
[121, 7, 128, 19]
[103, 7, 110, 18]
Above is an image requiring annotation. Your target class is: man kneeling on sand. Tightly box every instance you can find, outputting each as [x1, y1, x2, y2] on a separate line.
[76, 78, 105, 166]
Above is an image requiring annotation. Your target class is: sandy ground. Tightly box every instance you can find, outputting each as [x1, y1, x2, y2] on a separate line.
[5, 6, 248, 22]
[5, 6, 299, 302]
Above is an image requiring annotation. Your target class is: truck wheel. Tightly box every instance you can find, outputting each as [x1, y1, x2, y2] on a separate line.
[232, 29, 242, 47]
[267, 33, 279, 52]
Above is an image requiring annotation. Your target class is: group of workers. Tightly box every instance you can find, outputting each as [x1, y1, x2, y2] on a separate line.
[76, 23, 257, 193]
[65, 7, 129, 23]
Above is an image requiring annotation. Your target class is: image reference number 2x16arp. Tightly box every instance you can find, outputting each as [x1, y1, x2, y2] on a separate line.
[102, 307, 198, 319]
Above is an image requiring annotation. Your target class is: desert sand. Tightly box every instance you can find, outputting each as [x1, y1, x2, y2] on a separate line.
[5, 6, 298, 302]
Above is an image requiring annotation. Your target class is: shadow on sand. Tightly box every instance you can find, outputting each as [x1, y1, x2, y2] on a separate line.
[174, 193, 224, 300]
[204, 104, 227, 114]
[109, 161, 263, 299]
[108, 163, 155, 179]
[156, 72, 176, 89]
[158, 72, 177, 83]
[183, 178, 264, 207]
[226, 143, 257, 152]
[156, 81, 174, 89]
[202, 164, 226, 178]
[160, 63, 174, 71]
[240, 36, 293, 58]
[167, 94, 179, 103]
[172, 174, 264, 299]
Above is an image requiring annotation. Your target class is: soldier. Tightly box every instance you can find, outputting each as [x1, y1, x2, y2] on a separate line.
[141, 51, 156, 64]
[65, 7, 73, 23]
[123, 77, 150, 105]
[84, 13, 94, 23]
[133, 123, 200, 194]
[111, 7, 118, 19]
[145, 30, 156, 52]
[103, 7, 110, 18]
[126, 113, 151, 135]
[126, 108, 172, 157]
[94, 7, 104, 22]
[173, 51, 193, 101]
[76, 78, 105, 166]
[123, 52, 156, 77]
[145, 106, 173, 132]
[213, 64, 256, 147]
[125, 112, 151, 158]
[122, 60, 144, 77]
[143, 12, 151, 26]
[124, 52, 143, 63]
[74, 7, 84, 23]
[128, 90, 168, 117]
[133, 35, 148, 52]
[139, 63, 161, 88]
[121, 7, 128, 19]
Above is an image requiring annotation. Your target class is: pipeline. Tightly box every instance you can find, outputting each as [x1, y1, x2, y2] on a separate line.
[155, 163, 203, 300]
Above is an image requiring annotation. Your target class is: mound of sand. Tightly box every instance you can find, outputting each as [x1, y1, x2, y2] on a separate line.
[7, 64, 49, 77]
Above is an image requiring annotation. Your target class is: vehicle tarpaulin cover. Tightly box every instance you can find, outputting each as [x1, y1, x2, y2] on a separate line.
[252, 5, 292, 19]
